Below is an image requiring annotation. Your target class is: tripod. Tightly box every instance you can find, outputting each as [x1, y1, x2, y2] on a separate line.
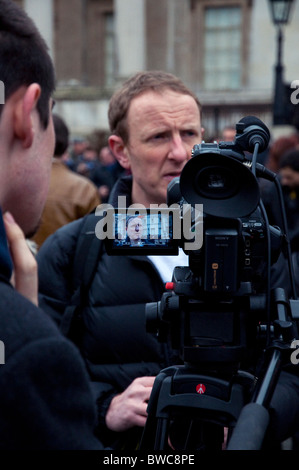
[140, 288, 299, 451]
[140, 364, 253, 450]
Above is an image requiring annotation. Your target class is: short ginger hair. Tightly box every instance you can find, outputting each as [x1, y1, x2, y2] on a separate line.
[108, 70, 202, 145]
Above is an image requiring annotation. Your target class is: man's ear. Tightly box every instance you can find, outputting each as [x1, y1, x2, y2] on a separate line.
[13, 83, 41, 149]
[108, 135, 131, 171]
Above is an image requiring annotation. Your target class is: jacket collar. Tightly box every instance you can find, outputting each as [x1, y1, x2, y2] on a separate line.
[109, 175, 133, 207]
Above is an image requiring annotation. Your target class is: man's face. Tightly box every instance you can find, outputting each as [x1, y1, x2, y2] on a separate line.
[8, 100, 55, 237]
[126, 217, 144, 241]
[122, 90, 202, 206]
[100, 146, 115, 165]
[73, 140, 87, 156]
[280, 166, 299, 190]
[221, 128, 236, 142]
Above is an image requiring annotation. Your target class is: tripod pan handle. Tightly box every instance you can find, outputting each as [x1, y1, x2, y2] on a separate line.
[227, 403, 269, 450]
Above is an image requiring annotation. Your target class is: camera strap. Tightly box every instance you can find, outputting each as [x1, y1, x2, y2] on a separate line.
[60, 212, 104, 342]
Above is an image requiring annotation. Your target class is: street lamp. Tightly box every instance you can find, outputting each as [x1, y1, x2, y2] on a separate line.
[268, 0, 295, 125]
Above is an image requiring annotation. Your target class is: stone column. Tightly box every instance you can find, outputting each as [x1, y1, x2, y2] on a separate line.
[24, 0, 54, 60]
[114, 0, 146, 82]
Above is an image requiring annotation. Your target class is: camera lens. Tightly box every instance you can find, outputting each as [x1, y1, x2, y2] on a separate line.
[195, 166, 239, 200]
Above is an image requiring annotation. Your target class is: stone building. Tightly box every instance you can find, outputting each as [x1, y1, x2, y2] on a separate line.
[14, 0, 299, 140]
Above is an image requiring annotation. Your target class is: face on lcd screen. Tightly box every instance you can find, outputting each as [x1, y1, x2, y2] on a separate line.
[106, 210, 179, 255]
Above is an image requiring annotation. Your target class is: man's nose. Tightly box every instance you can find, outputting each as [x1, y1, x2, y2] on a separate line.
[168, 136, 189, 162]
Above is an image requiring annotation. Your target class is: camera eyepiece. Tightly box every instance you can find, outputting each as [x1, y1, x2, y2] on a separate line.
[180, 149, 260, 218]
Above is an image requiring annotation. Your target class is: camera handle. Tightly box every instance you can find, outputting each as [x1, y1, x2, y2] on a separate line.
[226, 348, 281, 450]
[227, 287, 299, 449]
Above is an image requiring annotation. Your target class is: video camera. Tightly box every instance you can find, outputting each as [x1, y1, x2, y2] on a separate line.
[144, 116, 285, 368]
[105, 116, 288, 365]
[103, 116, 299, 450]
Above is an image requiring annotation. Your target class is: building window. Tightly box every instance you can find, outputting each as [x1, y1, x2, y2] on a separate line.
[204, 6, 242, 90]
[104, 12, 115, 87]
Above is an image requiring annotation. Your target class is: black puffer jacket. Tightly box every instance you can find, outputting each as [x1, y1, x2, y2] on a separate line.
[37, 176, 182, 447]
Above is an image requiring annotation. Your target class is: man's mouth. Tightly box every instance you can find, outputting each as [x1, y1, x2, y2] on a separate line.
[163, 172, 181, 182]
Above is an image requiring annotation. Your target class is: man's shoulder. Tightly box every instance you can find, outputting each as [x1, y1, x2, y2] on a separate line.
[36, 217, 87, 276]
[52, 161, 98, 190]
[37, 213, 100, 270]
[38, 217, 85, 250]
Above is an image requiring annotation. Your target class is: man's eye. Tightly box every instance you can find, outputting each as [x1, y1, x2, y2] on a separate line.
[182, 130, 196, 137]
[150, 132, 169, 141]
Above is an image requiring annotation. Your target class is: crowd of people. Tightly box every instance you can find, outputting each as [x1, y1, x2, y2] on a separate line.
[66, 131, 126, 203]
[0, 0, 299, 452]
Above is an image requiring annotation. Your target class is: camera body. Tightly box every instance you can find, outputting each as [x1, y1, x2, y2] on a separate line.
[143, 137, 283, 369]
[105, 139, 281, 297]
